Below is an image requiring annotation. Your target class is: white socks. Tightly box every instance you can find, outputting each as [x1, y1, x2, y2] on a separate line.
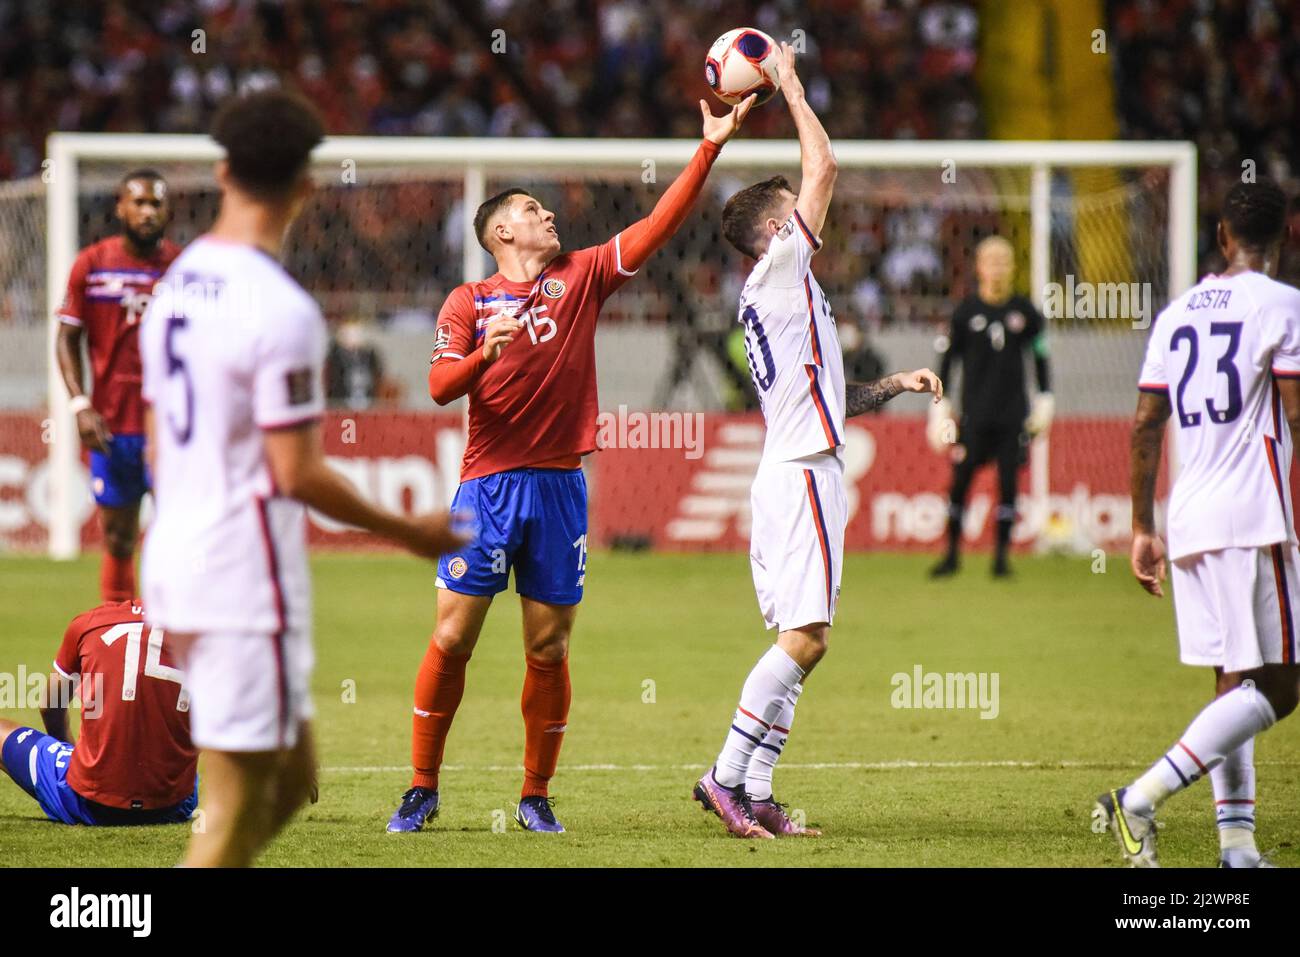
[745, 683, 802, 801]
[1127, 684, 1277, 814]
[1212, 738, 1260, 864]
[713, 646, 805, 790]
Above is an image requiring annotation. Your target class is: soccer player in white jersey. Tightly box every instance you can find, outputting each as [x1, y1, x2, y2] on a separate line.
[140, 90, 466, 867]
[693, 44, 942, 839]
[1095, 179, 1300, 868]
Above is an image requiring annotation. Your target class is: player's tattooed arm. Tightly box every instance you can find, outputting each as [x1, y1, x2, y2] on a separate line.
[1130, 390, 1172, 596]
[1130, 391, 1171, 533]
[846, 368, 943, 418]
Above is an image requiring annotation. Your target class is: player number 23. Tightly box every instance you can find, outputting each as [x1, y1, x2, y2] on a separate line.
[1170, 322, 1243, 428]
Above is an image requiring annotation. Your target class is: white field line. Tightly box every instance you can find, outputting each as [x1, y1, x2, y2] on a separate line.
[322, 759, 1300, 774]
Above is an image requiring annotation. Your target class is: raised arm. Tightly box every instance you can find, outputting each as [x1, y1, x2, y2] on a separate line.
[774, 43, 836, 240]
[616, 96, 756, 274]
[847, 369, 942, 418]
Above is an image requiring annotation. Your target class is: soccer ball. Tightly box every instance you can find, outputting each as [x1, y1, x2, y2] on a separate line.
[705, 28, 781, 107]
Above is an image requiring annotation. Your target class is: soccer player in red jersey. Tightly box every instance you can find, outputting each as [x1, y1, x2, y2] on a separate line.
[56, 170, 180, 603]
[0, 599, 199, 825]
[387, 97, 757, 834]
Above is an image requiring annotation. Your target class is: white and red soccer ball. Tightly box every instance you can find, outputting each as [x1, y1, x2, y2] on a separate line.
[705, 28, 781, 107]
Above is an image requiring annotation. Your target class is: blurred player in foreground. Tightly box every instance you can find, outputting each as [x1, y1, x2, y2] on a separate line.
[141, 90, 466, 867]
[56, 169, 180, 602]
[695, 44, 941, 839]
[386, 92, 757, 836]
[1094, 180, 1299, 868]
[927, 235, 1052, 578]
[0, 600, 198, 826]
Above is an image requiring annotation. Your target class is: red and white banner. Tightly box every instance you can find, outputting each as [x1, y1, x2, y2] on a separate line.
[0, 410, 1175, 553]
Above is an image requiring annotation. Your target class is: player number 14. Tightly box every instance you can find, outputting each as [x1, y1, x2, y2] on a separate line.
[100, 622, 190, 712]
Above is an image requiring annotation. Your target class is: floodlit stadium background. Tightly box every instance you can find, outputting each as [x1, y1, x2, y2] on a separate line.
[1, 0, 1298, 557]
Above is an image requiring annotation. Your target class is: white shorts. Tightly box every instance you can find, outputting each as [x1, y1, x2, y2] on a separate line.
[169, 629, 315, 752]
[749, 453, 847, 631]
[1171, 544, 1300, 673]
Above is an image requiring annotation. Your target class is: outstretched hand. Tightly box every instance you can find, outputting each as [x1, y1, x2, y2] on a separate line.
[701, 94, 757, 145]
[897, 368, 944, 402]
[774, 41, 805, 101]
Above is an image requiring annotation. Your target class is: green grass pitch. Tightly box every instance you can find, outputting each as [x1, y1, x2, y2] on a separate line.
[2, 550, 1298, 867]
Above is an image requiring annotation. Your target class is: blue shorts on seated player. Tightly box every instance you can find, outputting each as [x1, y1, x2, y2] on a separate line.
[90, 433, 150, 508]
[1, 727, 198, 826]
[436, 467, 588, 606]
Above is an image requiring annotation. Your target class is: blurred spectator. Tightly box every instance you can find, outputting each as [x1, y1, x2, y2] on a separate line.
[1110, 0, 1300, 283]
[325, 319, 398, 408]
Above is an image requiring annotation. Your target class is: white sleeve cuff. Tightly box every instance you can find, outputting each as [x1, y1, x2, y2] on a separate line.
[57, 314, 83, 327]
[614, 233, 638, 278]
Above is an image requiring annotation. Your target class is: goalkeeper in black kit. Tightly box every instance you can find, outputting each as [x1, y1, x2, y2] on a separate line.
[927, 236, 1053, 578]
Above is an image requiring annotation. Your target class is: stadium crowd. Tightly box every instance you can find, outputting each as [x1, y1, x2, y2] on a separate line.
[1, 0, 1298, 330]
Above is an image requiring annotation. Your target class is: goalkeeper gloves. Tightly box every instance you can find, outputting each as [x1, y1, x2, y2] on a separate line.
[926, 397, 957, 453]
[1025, 392, 1055, 436]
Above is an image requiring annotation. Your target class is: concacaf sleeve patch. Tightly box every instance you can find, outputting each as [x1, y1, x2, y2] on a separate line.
[285, 367, 314, 406]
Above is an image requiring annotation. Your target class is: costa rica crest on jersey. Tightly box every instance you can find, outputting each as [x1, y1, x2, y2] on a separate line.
[1006, 310, 1025, 333]
[448, 557, 468, 579]
[541, 278, 566, 299]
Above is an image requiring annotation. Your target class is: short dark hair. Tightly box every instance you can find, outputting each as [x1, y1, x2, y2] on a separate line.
[722, 175, 795, 258]
[1222, 179, 1289, 249]
[119, 168, 164, 192]
[473, 188, 531, 252]
[211, 89, 325, 198]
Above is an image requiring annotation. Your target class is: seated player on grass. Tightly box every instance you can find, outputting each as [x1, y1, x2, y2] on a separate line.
[0, 599, 198, 826]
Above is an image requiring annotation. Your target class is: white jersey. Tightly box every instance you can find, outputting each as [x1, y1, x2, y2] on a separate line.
[1138, 270, 1300, 560]
[140, 237, 326, 634]
[737, 210, 845, 463]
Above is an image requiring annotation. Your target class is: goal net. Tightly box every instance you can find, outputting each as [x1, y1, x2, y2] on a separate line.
[0, 136, 1194, 557]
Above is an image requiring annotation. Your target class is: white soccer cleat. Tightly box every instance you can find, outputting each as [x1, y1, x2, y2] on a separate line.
[1092, 787, 1160, 868]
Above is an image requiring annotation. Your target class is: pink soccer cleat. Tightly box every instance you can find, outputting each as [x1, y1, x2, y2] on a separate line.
[693, 770, 775, 839]
[750, 798, 821, 837]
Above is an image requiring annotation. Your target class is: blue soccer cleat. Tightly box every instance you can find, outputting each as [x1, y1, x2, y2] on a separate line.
[386, 786, 439, 833]
[515, 796, 565, 833]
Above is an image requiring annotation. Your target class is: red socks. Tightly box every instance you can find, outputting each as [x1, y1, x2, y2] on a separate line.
[521, 656, 571, 799]
[100, 552, 136, 603]
[410, 646, 571, 798]
[410, 642, 471, 790]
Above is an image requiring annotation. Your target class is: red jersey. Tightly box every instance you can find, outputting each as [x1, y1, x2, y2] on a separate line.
[430, 139, 723, 481]
[434, 239, 632, 480]
[53, 599, 197, 810]
[59, 235, 181, 435]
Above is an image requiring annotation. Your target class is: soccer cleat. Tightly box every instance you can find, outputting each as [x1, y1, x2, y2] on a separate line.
[991, 556, 1013, 578]
[693, 770, 774, 839]
[750, 798, 821, 837]
[515, 796, 565, 833]
[386, 786, 439, 833]
[1092, 787, 1159, 867]
[929, 555, 959, 578]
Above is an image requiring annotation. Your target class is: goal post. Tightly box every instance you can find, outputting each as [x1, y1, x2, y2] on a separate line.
[42, 133, 1196, 559]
